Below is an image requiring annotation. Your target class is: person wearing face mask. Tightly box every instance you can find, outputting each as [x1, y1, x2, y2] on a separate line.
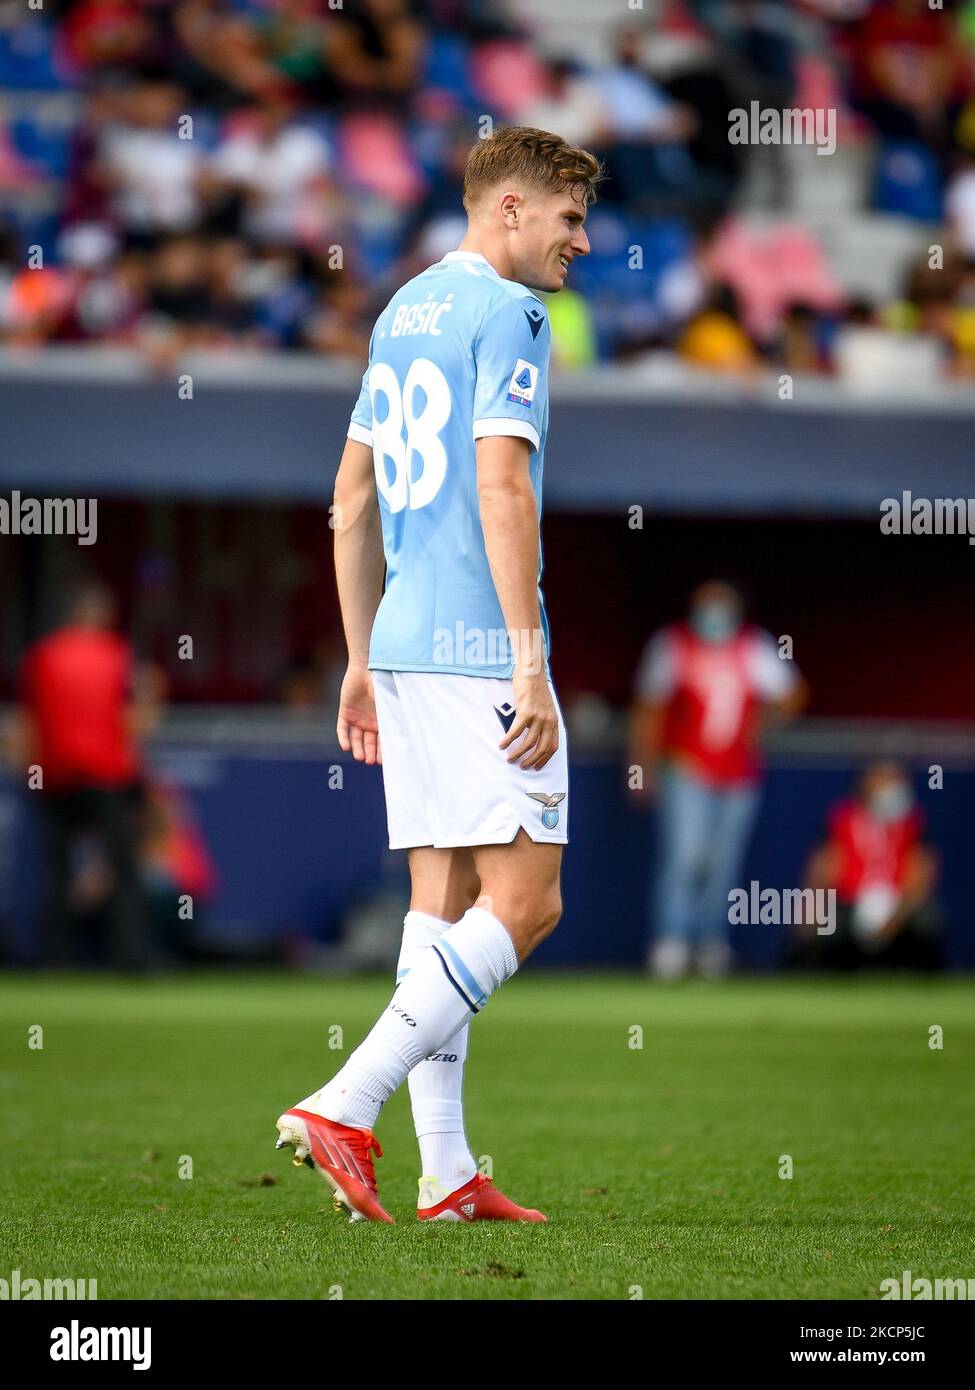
[629, 580, 807, 978]
[793, 762, 942, 971]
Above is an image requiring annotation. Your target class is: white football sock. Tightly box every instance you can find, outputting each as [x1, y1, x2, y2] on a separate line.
[309, 906, 518, 1131]
[397, 910, 476, 1190]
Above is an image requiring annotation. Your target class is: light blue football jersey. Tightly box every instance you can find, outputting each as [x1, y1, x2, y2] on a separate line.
[347, 249, 551, 678]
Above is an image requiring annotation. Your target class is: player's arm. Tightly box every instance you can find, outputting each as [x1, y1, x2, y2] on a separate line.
[333, 436, 385, 765]
[476, 434, 558, 772]
[748, 635, 810, 746]
[627, 632, 672, 799]
[627, 698, 666, 800]
[770, 675, 809, 720]
[798, 835, 840, 937]
[877, 843, 939, 943]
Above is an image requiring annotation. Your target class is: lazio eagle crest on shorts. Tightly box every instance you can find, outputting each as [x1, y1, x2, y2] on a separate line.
[526, 791, 566, 830]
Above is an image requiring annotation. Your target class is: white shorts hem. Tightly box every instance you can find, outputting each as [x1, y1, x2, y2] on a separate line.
[389, 820, 568, 851]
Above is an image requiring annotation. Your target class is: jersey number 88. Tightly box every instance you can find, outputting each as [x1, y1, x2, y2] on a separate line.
[369, 359, 450, 513]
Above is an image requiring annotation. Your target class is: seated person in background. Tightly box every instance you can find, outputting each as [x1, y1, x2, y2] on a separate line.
[792, 761, 942, 971]
[141, 780, 220, 960]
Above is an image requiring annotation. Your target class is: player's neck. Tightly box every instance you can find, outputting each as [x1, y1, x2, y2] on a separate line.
[453, 236, 514, 282]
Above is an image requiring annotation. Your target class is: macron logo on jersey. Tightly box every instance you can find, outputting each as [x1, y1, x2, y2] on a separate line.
[506, 359, 538, 406]
[524, 306, 544, 339]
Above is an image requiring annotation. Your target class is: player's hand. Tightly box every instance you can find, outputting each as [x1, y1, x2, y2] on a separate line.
[501, 670, 559, 771]
[337, 665, 382, 766]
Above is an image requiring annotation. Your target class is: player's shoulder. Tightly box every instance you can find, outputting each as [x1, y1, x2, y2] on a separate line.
[367, 257, 548, 348]
[486, 274, 547, 318]
[476, 277, 549, 354]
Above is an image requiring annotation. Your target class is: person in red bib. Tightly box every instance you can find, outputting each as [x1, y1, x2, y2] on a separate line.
[794, 761, 942, 971]
[629, 580, 807, 977]
[15, 583, 156, 970]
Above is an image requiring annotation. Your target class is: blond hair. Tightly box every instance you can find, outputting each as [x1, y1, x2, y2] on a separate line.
[462, 125, 604, 213]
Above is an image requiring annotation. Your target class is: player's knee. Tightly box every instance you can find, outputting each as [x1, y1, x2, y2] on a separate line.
[481, 884, 560, 956]
[527, 885, 562, 950]
[422, 872, 481, 923]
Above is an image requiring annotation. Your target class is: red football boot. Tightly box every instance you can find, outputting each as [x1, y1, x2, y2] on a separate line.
[276, 1107, 394, 1224]
[417, 1173, 547, 1222]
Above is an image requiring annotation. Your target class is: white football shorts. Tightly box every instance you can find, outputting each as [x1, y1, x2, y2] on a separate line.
[371, 669, 569, 850]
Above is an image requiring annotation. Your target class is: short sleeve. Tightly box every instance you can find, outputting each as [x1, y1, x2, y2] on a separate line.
[347, 327, 375, 446]
[472, 294, 550, 453]
[347, 367, 372, 446]
[634, 630, 676, 702]
[747, 629, 800, 700]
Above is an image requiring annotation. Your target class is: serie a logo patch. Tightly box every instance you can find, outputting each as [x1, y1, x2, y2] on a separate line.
[506, 359, 538, 406]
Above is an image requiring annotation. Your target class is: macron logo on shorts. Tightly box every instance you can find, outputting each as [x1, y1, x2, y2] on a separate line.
[494, 702, 516, 734]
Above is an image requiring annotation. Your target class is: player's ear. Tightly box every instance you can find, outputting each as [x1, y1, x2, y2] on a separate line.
[500, 192, 520, 228]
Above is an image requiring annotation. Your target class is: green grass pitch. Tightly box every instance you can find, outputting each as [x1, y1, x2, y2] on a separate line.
[2, 970, 973, 1300]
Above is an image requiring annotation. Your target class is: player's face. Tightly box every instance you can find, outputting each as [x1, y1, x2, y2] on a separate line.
[515, 188, 590, 292]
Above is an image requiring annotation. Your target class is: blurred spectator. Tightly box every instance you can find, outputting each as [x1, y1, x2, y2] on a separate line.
[848, 0, 962, 157]
[54, 224, 145, 343]
[593, 24, 697, 214]
[1, 0, 973, 380]
[703, 217, 844, 347]
[327, 0, 424, 114]
[597, 24, 694, 144]
[62, 0, 160, 78]
[700, 0, 803, 208]
[141, 232, 212, 361]
[302, 274, 371, 357]
[206, 95, 337, 248]
[141, 780, 219, 960]
[2, 262, 74, 347]
[677, 281, 759, 373]
[776, 300, 829, 374]
[13, 583, 162, 970]
[169, 0, 293, 108]
[97, 80, 204, 243]
[253, 0, 333, 100]
[791, 761, 942, 970]
[518, 56, 608, 149]
[653, 13, 747, 216]
[629, 580, 807, 979]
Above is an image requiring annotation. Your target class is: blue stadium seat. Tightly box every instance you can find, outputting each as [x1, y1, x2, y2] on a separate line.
[0, 23, 65, 91]
[872, 139, 943, 222]
[422, 34, 476, 108]
[11, 117, 70, 179]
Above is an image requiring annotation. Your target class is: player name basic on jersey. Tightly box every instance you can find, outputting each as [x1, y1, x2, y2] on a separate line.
[389, 293, 454, 337]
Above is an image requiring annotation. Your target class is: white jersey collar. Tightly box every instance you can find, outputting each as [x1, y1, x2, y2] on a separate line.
[440, 250, 502, 278]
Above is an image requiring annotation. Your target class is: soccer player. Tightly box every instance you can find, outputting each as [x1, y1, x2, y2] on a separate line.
[275, 127, 602, 1222]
